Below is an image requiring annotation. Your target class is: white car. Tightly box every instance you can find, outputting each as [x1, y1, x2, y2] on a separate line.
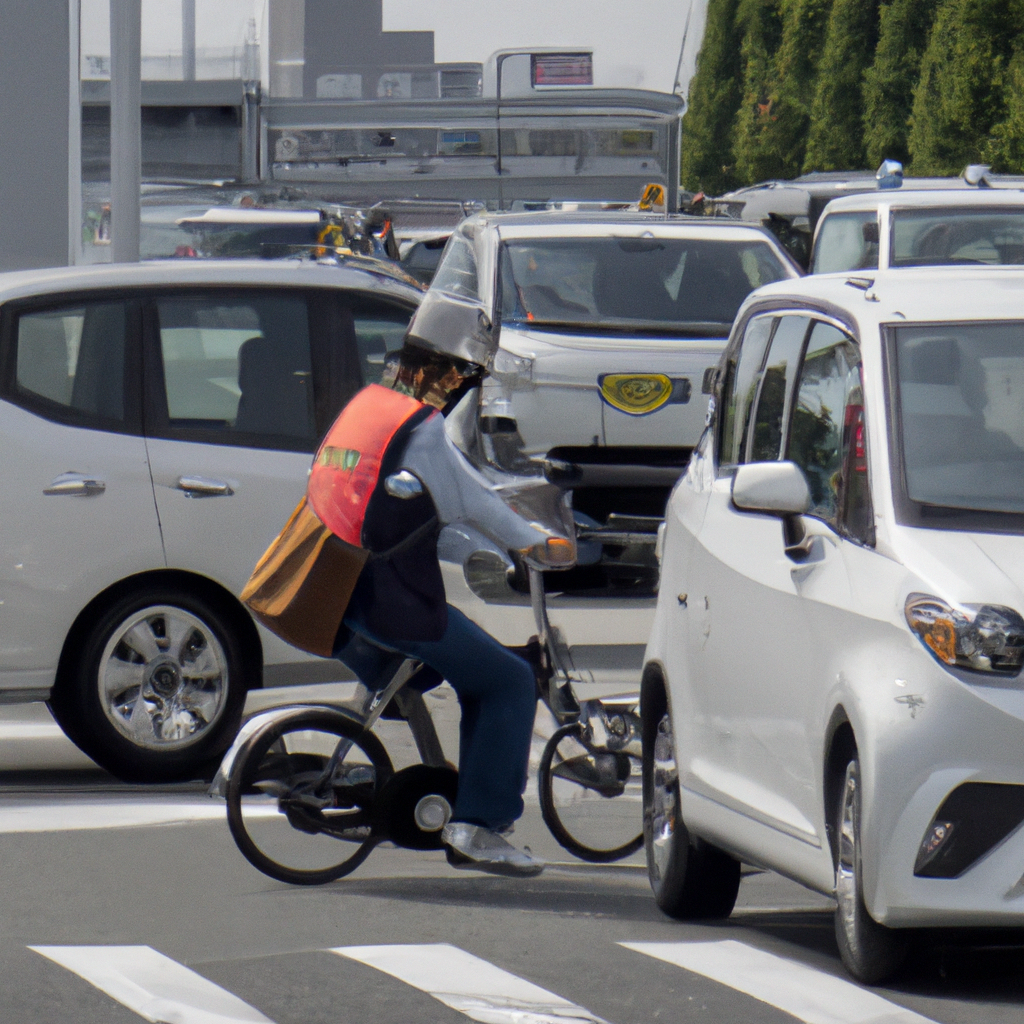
[642, 267, 1024, 983]
[811, 186, 1024, 274]
[0, 259, 421, 781]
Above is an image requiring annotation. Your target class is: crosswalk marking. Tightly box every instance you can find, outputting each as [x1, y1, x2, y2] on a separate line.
[621, 940, 936, 1024]
[333, 942, 606, 1024]
[0, 798, 279, 834]
[29, 945, 274, 1024]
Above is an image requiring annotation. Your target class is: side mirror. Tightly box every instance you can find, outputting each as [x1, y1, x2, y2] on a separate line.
[732, 461, 811, 516]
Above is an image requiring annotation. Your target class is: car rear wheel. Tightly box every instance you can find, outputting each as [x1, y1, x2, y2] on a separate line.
[642, 683, 740, 919]
[50, 586, 249, 783]
[834, 757, 909, 983]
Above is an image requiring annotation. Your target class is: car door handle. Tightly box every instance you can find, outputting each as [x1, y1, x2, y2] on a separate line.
[43, 473, 106, 497]
[176, 476, 234, 497]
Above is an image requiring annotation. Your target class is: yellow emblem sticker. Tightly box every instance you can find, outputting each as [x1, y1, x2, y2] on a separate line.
[599, 374, 673, 416]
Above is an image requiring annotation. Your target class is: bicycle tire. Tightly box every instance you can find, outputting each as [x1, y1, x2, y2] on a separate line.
[538, 722, 644, 863]
[226, 706, 394, 885]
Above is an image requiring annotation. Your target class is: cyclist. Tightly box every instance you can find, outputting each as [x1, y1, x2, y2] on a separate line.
[320, 337, 570, 878]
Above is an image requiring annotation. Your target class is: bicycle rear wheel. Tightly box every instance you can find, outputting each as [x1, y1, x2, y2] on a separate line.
[539, 723, 644, 863]
[226, 706, 393, 885]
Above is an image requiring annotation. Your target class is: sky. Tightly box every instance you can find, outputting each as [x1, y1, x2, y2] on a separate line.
[80, 0, 708, 99]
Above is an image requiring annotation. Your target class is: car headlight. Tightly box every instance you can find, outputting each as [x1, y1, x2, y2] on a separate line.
[905, 593, 1024, 675]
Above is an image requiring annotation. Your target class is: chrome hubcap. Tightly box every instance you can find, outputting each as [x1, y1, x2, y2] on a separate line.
[98, 605, 229, 750]
[649, 711, 678, 882]
[836, 763, 859, 938]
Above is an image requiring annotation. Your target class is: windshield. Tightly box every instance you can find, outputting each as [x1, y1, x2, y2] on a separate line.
[895, 322, 1024, 515]
[499, 236, 787, 334]
[892, 208, 1024, 267]
[811, 211, 879, 273]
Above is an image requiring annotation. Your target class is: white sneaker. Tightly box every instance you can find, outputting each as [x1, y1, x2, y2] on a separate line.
[441, 822, 544, 877]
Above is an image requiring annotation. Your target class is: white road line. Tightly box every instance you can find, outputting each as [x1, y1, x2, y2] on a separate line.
[333, 942, 607, 1024]
[0, 798, 279, 834]
[621, 940, 936, 1024]
[30, 945, 274, 1024]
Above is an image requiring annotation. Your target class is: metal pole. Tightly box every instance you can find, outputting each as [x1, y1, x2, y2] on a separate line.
[182, 0, 196, 81]
[68, 0, 82, 265]
[110, 0, 141, 262]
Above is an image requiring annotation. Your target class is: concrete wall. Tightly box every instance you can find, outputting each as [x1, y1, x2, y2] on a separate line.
[0, 2, 74, 271]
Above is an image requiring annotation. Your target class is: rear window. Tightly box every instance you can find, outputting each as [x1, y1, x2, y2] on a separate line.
[891, 208, 1024, 267]
[499, 236, 787, 334]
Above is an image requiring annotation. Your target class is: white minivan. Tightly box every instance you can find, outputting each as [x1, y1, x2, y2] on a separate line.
[643, 268, 1024, 982]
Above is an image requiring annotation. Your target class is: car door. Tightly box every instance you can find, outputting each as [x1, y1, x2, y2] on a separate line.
[0, 295, 162, 693]
[686, 312, 821, 847]
[142, 287, 359, 683]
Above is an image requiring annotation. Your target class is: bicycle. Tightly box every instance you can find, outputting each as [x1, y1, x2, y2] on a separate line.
[210, 567, 643, 885]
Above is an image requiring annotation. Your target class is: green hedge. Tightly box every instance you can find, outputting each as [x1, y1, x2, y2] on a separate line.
[681, 0, 1024, 190]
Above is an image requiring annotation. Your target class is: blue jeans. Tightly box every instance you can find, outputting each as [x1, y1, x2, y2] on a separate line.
[335, 605, 536, 829]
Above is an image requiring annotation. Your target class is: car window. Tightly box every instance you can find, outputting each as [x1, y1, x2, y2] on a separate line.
[431, 231, 479, 300]
[811, 211, 879, 274]
[891, 208, 1024, 267]
[153, 293, 316, 446]
[12, 301, 127, 425]
[787, 322, 870, 538]
[718, 314, 775, 466]
[749, 315, 809, 462]
[352, 303, 414, 385]
[499, 237, 788, 332]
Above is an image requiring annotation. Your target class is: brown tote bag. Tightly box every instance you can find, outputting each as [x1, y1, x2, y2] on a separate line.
[241, 497, 368, 658]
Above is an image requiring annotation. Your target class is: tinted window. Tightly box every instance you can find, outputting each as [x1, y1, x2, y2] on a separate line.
[891, 209, 1024, 266]
[750, 315, 809, 462]
[895, 322, 1024, 514]
[787, 322, 869, 537]
[14, 301, 126, 424]
[154, 293, 315, 445]
[719, 315, 775, 466]
[499, 237, 787, 331]
[352, 303, 414, 385]
[811, 211, 879, 273]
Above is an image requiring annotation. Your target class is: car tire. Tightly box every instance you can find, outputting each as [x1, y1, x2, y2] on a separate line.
[834, 756, 909, 984]
[642, 682, 740, 919]
[50, 585, 250, 783]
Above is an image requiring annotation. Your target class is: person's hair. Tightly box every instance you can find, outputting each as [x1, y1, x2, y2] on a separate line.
[383, 343, 482, 410]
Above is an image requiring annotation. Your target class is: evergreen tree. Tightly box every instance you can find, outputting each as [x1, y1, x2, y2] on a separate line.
[988, 42, 1024, 171]
[862, 0, 937, 168]
[908, 0, 1024, 175]
[680, 0, 743, 194]
[730, 0, 786, 182]
[732, 0, 832, 182]
[803, 0, 880, 171]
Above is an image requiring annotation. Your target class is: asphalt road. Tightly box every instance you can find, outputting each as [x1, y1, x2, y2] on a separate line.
[0, 699, 1022, 1023]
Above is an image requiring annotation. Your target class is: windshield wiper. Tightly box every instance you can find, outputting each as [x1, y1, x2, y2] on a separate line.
[506, 318, 731, 338]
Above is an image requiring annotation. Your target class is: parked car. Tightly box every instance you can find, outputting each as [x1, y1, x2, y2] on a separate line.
[641, 267, 1024, 983]
[425, 211, 800, 604]
[0, 258, 422, 781]
[710, 160, 1024, 269]
[811, 187, 1024, 274]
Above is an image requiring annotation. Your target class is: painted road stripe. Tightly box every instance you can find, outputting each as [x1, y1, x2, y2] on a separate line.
[0, 798, 280, 834]
[621, 940, 935, 1024]
[333, 942, 606, 1024]
[30, 945, 274, 1024]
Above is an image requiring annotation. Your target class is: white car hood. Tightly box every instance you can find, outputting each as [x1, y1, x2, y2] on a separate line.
[897, 526, 1024, 611]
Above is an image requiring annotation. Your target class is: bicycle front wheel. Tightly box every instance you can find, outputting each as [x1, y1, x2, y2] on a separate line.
[539, 723, 644, 863]
[226, 706, 393, 885]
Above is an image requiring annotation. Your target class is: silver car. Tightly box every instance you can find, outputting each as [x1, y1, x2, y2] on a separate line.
[424, 212, 800, 606]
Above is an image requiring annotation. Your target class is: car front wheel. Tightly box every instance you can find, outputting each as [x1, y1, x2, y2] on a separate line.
[642, 684, 740, 919]
[834, 756, 909, 983]
[50, 586, 249, 783]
